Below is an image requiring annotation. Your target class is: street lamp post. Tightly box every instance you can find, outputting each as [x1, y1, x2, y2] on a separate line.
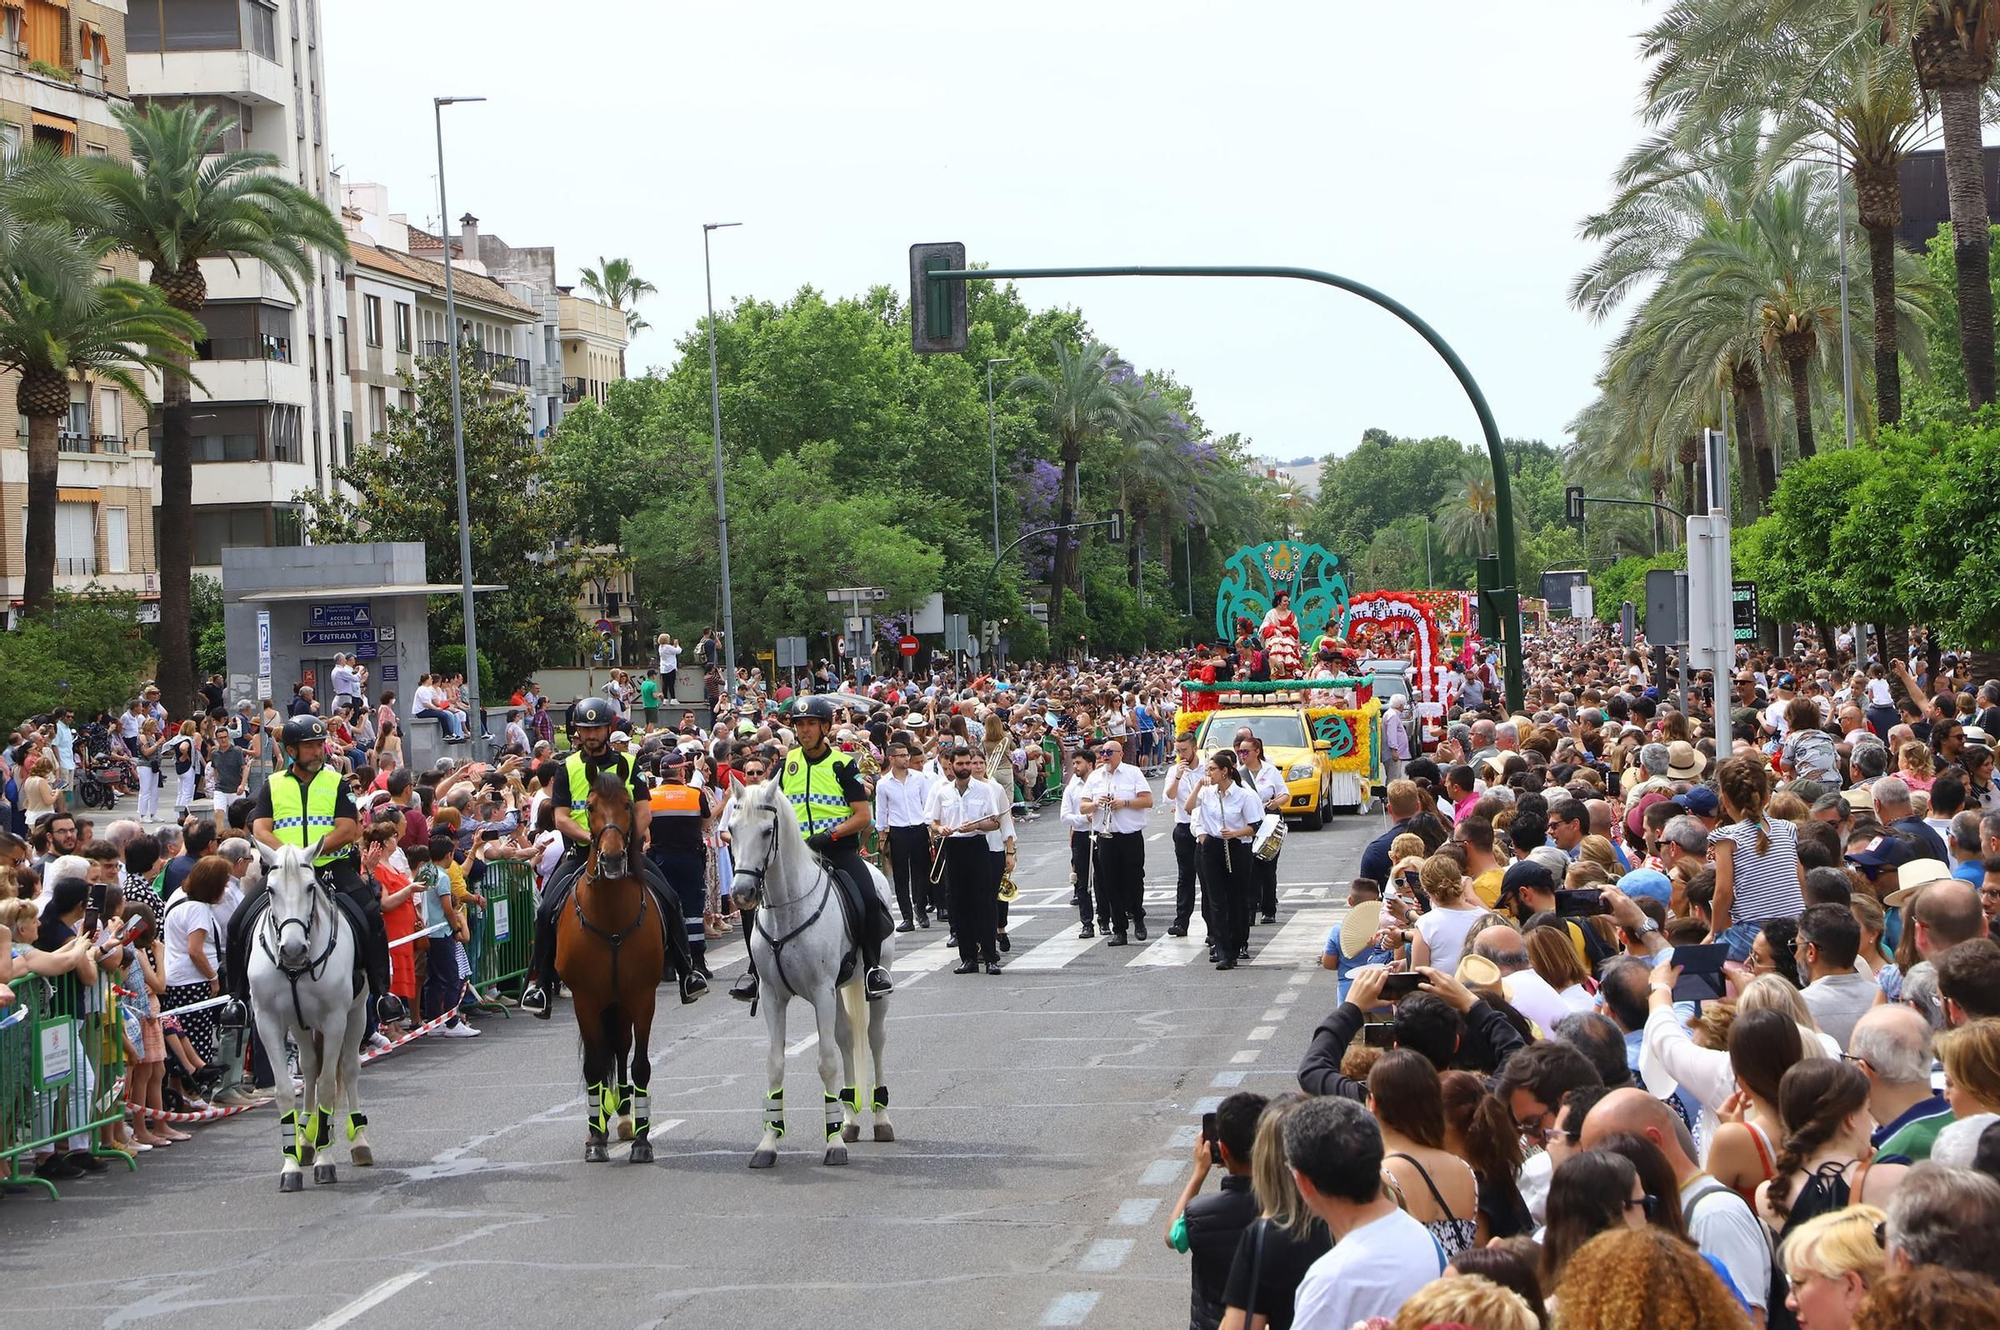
[435, 94, 486, 754]
[985, 357, 1014, 561]
[703, 222, 742, 696]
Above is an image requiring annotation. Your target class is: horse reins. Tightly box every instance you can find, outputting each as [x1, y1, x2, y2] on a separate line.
[258, 864, 341, 1028]
[738, 798, 834, 1000]
[575, 794, 649, 997]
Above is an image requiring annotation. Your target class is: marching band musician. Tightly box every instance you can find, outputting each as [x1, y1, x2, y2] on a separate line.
[1162, 730, 1204, 942]
[873, 741, 933, 932]
[1081, 738, 1153, 946]
[927, 745, 1005, 975]
[1183, 748, 1261, 970]
[969, 749, 1017, 953]
[1060, 749, 1101, 940]
[1232, 731, 1288, 924]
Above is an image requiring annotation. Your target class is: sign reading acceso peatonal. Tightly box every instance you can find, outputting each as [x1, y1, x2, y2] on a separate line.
[309, 601, 373, 630]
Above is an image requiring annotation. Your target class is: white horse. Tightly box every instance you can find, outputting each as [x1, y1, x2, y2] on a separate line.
[246, 843, 372, 1192]
[728, 780, 895, 1167]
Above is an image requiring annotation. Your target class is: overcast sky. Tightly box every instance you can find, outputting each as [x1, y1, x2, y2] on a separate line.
[324, 2, 1654, 464]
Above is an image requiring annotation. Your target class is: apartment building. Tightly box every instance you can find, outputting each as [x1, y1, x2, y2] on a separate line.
[0, 1, 160, 621]
[128, 0, 350, 577]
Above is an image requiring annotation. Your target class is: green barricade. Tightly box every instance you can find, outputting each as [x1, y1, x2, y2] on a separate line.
[0, 959, 137, 1199]
[467, 858, 538, 1012]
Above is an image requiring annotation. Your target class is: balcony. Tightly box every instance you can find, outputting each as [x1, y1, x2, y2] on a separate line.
[196, 335, 291, 364]
[420, 341, 531, 388]
[55, 432, 129, 456]
[562, 377, 589, 404]
[56, 556, 96, 578]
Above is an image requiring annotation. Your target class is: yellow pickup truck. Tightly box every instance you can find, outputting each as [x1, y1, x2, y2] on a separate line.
[1186, 705, 1335, 830]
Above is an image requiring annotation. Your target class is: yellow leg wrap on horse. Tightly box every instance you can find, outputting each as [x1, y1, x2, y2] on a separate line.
[281, 1109, 300, 1162]
[823, 1092, 842, 1141]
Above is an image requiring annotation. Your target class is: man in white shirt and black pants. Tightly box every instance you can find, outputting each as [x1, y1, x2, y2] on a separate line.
[1162, 731, 1205, 940]
[1060, 750, 1101, 938]
[928, 746, 1005, 974]
[874, 740, 933, 931]
[1083, 738, 1153, 946]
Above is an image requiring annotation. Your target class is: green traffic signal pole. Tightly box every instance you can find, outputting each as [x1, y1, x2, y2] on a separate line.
[927, 264, 1526, 713]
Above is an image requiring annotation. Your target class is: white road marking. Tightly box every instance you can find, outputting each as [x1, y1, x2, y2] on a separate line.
[892, 938, 959, 972]
[703, 941, 748, 970]
[1288, 972, 1313, 986]
[1211, 1070, 1245, 1088]
[1247, 1026, 1277, 1041]
[1138, 1158, 1184, 1186]
[1127, 933, 1208, 967]
[1230, 1049, 1259, 1064]
[1275, 989, 1300, 1004]
[1148, 831, 1166, 842]
[1111, 1197, 1161, 1225]
[1077, 1239, 1135, 1272]
[1041, 1292, 1102, 1325]
[1260, 1007, 1288, 1022]
[1166, 1124, 1201, 1148]
[305, 1271, 427, 1330]
[1011, 931, 1104, 971]
[1191, 1095, 1224, 1114]
[1250, 908, 1344, 967]
[786, 1033, 819, 1056]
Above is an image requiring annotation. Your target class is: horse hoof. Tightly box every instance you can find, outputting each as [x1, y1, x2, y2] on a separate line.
[350, 1144, 373, 1168]
[629, 1139, 654, 1164]
[616, 1116, 634, 1142]
[748, 1149, 777, 1169]
[584, 1142, 609, 1163]
[313, 1162, 337, 1185]
[823, 1144, 849, 1166]
[873, 1122, 896, 1143]
[278, 1171, 303, 1193]
[841, 1122, 860, 1143]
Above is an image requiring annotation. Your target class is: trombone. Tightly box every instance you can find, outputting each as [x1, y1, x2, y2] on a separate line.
[929, 821, 953, 885]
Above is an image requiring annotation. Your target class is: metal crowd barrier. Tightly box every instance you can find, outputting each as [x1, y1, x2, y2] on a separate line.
[0, 963, 136, 1199]
[466, 858, 538, 1012]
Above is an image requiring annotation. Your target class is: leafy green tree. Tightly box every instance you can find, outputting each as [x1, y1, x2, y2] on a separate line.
[1755, 448, 1879, 627]
[190, 573, 226, 678]
[0, 592, 155, 722]
[89, 101, 348, 716]
[1305, 433, 1468, 560]
[294, 351, 606, 689]
[1902, 414, 2000, 675]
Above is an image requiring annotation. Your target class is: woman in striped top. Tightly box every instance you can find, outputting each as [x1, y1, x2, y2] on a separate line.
[1707, 755, 1806, 962]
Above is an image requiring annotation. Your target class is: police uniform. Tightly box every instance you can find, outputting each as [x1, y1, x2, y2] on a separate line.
[226, 765, 392, 1005]
[780, 741, 892, 986]
[525, 747, 695, 992]
[646, 773, 711, 975]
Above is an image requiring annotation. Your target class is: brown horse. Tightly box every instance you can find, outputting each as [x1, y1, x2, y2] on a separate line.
[553, 771, 663, 1163]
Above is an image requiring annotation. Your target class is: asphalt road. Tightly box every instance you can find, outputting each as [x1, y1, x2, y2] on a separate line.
[5, 796, 1380, 1330]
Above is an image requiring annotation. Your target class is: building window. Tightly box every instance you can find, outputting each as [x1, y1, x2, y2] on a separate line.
[97, 388, 120, 444]
[341, 411, 353, 468]
[368, 386, 386, 435]
[398, 389, 413, 415]
[394, 303, 411, 353]
[31, 111, 74, 157]
[104, 506, 128, 574]
[129, 0, 276, 59]
[194, 301, 293, 362]
[337, 315, 348, 374]
[22, 0, 61, 66]
[55, 501, 94, 577]
[363, 295, 382, 347]
[185, 402, 304, 464]
[64, 386, 87, 442]
[269, 404, 301, 464]
[1, 7, 21, 52]
[192, 507, 269, 565]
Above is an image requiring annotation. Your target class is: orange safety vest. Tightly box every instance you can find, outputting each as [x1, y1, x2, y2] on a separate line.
[648, 784, 703, 816]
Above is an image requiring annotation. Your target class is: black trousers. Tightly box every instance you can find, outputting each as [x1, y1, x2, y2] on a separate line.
[944, 837, 996, 963]
[819, 837, 890, 973]
[1172, 823, 1203, 931]
[887, 825, 930, 923]
[1252, 851, 1278, 917]
[1201, 837, 1252, 958]
[1098, 830, 1146, 933]
[1070, 831, 1099, 927]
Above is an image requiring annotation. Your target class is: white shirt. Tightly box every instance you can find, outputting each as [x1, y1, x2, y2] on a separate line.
[1684, 1176, 1773, 1312]
[926, 778, 1001, 837]
[1866, 677, 1893, 707]
[659, 642, 681, 673]
[1083, 762, 1151, 834]
[1060, 775, 1093, 833]
[1291, 1208, 1441, 1330]
[1240, 758, 1287, 813]
[873, 768, 932, 829]
[162, 894, 219, 986]
[981, 777, 1014, 851]
[1160, 760, 1200, 827]
[331, 663, 359, 699]
[1188, 781, 1261, 839]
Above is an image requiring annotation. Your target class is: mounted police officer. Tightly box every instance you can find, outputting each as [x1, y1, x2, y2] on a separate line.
[732, 694, 893, 1006]
[220, 715, 405, 1028]
[519, 698, 705, 1017]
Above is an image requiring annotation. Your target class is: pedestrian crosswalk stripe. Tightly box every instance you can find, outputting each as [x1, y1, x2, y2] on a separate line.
[892, 938, 960, 972]
[1011, 931, 1103, 971]
[1127, 933, 1207, 967]
[1247, 908, 1344, 967]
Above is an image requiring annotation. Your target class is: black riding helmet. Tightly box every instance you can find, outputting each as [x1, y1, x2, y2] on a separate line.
[281, 715, 329, 747]
[567, 696, 621, 735]
[792, 695, 838, 725]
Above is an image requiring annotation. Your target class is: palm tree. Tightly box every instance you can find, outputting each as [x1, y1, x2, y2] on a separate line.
[1888, 0, 2000, 407]
[1642, 3, 1949, 425]
[1432, 463, 1497, 558]
[0, 221, 199, 615]
[87, 102, 348, 716]
[580, 256, 656, 337]
[1011, 340, 1134, 648]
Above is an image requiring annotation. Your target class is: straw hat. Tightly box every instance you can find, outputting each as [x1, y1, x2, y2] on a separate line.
[1665, 741, 1707, 781]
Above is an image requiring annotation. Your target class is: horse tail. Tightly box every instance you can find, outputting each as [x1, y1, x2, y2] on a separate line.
[839, 977, 872, 1115]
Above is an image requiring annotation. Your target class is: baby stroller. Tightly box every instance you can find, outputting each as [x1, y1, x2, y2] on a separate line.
[72, 722, 137, 809]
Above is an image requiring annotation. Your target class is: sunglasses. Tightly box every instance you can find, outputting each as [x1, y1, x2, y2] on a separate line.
[1624, 1194, 1659, 1219]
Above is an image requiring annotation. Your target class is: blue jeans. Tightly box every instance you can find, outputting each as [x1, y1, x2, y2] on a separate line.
[417, 707, 464, 739]
[1719, 920, 1762, 964]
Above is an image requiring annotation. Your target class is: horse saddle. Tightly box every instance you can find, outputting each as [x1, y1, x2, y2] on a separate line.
[827, 864, 893, 987]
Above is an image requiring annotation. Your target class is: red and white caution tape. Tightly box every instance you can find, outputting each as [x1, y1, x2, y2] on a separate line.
[129, 1096, 258, 1124]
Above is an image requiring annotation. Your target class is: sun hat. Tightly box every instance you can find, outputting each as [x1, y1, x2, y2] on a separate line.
[1884, 857, 1956, 907]
[1665, 741, 1707, 781]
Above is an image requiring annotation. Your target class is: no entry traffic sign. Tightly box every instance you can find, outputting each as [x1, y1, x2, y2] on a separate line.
[898, 635, 920, 657]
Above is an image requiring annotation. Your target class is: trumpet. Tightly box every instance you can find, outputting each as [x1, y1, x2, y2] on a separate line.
[997, 871, 1019, 903]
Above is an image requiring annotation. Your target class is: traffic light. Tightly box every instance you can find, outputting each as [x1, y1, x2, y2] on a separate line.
[1475, 555, 1500, 639]
[1565, 485, 1585, 526]
[908, 242, 967, 354]
[1107, 508, 1125, 543]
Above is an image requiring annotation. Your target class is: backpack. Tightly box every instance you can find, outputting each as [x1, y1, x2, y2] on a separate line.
[1683, 1176, 1792, 1330]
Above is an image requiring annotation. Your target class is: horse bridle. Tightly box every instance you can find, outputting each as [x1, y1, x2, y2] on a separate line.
[736, 799, 835, 1003]
[259, 862, 340, 1027]
[575, 792, 647, 995]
